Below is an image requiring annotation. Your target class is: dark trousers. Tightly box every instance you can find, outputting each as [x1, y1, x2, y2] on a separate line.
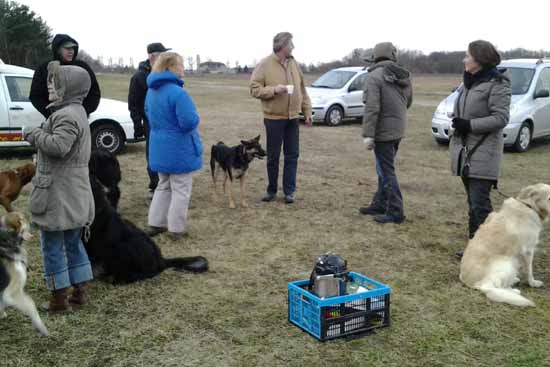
[264, 119, 299, 196]
[462, 177, 493, 239]
[370, 140, 404, 218]
[145, 121, 159, 191]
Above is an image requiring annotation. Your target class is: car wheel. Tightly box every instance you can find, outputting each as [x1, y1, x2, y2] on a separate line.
[513, 122, 531, 153]
[325, 105, 344, 126]
[92, 124, 124, 154]
[435, 138, 449, 146]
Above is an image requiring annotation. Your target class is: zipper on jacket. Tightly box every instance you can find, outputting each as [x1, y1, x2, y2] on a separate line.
[456, 89, 470, 176]
[284, 63, 291, 119]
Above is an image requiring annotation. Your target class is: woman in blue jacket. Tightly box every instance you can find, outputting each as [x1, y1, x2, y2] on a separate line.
[145, 52, 203, 240]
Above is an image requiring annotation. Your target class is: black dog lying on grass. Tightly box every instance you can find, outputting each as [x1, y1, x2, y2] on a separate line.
[89, 149, 121, 209]
[84, 174, 208, 284]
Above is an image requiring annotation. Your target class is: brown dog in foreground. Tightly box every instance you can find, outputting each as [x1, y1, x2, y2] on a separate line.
[0, 163, 36, 213]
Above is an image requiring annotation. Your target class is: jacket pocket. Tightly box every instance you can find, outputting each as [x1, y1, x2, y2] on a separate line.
[191, 133, 203, 156]
[30, 175, 53, 215]
[263, 96, 286, 117]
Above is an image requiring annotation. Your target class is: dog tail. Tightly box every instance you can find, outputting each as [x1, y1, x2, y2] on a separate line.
[163, 256, 209, 273]
[480, 286, 535, 307]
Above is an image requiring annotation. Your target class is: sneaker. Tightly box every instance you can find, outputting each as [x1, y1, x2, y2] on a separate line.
[145, 226, 167, 237]
[374, 214, 405, 224]
[262, 193, 276, 202]
[168, 232, 189, 241]
[284, 194, 295, 204]
[359, 206, 385, 216]
[148, 190, 155, 200]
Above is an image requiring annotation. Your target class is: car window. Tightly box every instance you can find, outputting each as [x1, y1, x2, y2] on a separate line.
[535, 68, 550, 94]
[5, 76, 32, 102]
[311, 70, 356, 89]
[349, 73, 368, 92]
[502, 67, 535, 95]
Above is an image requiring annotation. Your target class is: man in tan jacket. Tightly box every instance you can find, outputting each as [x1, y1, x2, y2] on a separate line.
[250, 32, 312, 204]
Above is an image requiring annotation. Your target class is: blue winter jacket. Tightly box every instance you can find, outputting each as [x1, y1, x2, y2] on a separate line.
[145, 71, 202, 174]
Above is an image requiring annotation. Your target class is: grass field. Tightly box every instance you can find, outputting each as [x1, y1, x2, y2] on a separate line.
[1, 72, 550, 367]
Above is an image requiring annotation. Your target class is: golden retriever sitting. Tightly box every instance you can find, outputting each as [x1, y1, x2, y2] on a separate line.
[460, 183, 550, 307]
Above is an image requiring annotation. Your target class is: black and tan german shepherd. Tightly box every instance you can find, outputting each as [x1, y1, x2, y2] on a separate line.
[210, 135, 266, 208]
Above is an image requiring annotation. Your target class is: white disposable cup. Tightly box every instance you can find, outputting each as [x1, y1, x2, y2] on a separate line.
[286, 85, 294, 95]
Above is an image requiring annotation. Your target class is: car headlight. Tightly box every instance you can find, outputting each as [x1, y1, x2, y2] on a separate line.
[435, 101, 446, 116]
[312, 96, 325, 105]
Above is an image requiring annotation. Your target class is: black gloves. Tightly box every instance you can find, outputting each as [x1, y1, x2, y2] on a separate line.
[133, 122, 145, 139]
[452, 118, 471, 135]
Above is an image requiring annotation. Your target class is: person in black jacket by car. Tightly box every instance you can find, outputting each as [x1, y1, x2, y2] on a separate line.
[29, 34, 101, 119]
[128, 42, 170, 196]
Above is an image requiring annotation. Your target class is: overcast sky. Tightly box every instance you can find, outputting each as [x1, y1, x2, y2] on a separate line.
[19, 0, 550, 68]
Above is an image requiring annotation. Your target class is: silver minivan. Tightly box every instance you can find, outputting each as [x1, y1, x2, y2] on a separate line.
[306, 67, 369, 126]
[431, 59, 550, 152]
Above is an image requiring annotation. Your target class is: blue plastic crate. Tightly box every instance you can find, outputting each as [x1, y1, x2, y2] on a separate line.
[288, 272, 391, 341]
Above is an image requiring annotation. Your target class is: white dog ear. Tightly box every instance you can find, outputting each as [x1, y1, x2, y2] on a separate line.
[518, 186, 536, 202]
[518, 185, 549, 220]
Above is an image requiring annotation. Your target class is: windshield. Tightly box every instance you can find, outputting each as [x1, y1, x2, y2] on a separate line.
[502, 67, 535, 95]
[311, 70, 356, 89]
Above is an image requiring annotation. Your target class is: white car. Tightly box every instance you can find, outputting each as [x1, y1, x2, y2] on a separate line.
[0, 63, 141, 154]
[306, 67, 369, 126]
[432, 59, 550, 152]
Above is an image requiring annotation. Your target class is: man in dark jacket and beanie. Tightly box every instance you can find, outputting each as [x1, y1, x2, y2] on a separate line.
[128, 42, 170, 195]
[29, 34, 101, 119]
[360, 42, 413, 224]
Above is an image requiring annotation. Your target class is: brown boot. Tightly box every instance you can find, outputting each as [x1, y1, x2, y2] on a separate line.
[69, 282, 89, 306]
[41, 288, 71, 313]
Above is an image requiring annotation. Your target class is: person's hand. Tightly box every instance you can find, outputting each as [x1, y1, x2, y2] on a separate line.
[133, 122, 145, 139]
[363, 137, 375, 150]
[274, 85, 288, 95]
[304, 116, 313, 127]
[452, 118, 471, 135]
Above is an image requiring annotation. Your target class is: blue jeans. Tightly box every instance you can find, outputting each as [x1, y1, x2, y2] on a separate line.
[370, 140, 404, 218]
[264, 119, 300, 196]
[40, 228, 93, 290]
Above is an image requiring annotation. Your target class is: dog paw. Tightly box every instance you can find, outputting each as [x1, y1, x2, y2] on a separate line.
[241, 202, 249, 208]
[529, 280, 544, 288]
[229, 203, 236, 209]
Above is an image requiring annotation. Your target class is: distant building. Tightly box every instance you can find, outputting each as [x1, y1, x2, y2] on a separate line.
[198, 61, 228, 74]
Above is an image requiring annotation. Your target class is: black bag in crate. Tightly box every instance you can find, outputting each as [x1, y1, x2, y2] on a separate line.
[308, 254, 348, 295]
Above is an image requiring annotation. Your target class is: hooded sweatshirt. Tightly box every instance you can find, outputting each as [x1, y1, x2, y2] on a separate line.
[24, 62, 95, 231]
[29, 34, 101, 119]
[362, 60, 413, 141]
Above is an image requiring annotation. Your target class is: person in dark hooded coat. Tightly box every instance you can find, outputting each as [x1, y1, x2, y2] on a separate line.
[29, 34, 101, 119]
[359, 42, 413, 225]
